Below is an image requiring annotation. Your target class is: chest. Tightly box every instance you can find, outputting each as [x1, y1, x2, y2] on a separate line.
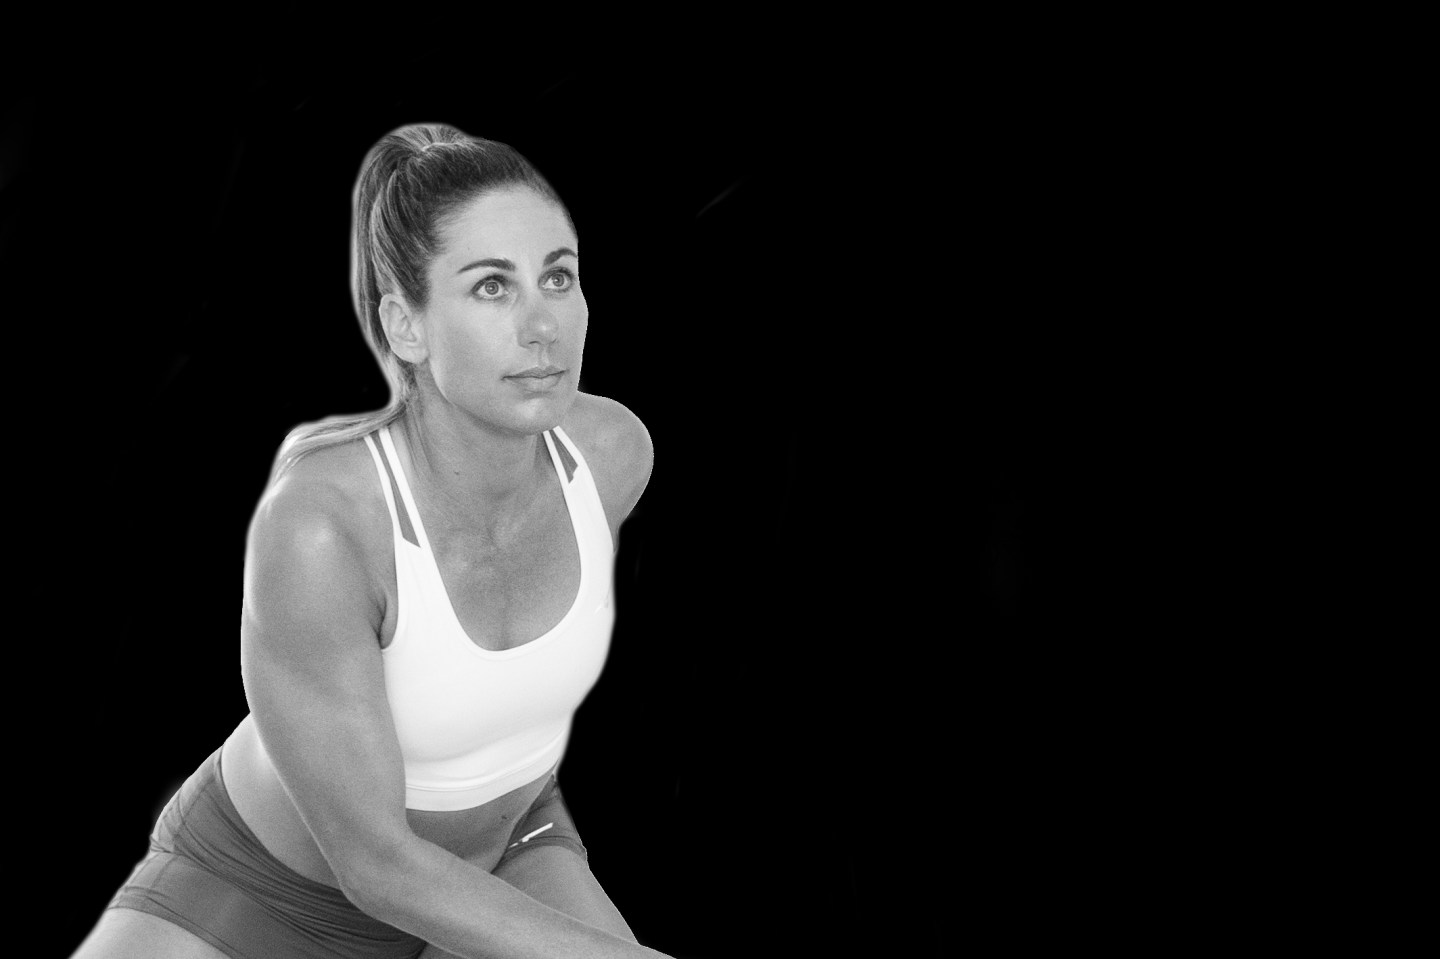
[425, 489, 582, 653]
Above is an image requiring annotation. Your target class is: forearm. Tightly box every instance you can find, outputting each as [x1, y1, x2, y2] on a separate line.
[344, 834, 672, 959]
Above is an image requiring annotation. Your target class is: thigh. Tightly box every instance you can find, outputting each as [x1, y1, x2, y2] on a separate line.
[415, 847, 637, 959]
[70, 907, 233, 959]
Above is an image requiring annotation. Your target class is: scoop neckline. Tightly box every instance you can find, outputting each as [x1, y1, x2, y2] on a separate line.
[379, 425, 587, 660]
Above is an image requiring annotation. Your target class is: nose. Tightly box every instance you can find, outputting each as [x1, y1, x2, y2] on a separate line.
[518, 298, 559, 348]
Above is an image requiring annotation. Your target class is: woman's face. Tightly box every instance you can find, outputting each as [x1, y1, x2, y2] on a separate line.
[415, 186, 586, 436]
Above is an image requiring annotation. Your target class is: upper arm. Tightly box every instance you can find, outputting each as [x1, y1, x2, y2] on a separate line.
[238, 471, 408, 892]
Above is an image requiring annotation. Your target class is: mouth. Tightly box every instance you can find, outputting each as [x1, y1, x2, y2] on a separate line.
[504, 367, 566, 393]
[506, 365, 565, 379]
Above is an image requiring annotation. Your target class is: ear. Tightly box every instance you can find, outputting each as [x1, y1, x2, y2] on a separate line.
[379, 293, 429, 364]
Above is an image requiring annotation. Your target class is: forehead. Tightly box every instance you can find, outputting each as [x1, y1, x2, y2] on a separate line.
[434, 187, 575, 268]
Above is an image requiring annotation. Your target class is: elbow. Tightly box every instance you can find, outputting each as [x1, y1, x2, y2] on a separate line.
[331, 832, 412, 918]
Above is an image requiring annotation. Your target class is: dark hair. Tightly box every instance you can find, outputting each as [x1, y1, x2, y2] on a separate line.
[271, 124, 569, 480]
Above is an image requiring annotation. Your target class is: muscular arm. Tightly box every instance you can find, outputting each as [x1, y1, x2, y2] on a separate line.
[239, 468, 671, 959]
[494, 845, 639, 944]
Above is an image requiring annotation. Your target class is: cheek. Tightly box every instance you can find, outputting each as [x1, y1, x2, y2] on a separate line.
[565, 297, 589, 349]
[431, 323, 498, 383]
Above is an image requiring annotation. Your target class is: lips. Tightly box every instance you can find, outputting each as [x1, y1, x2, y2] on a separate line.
[505, 366, 565, 394]
[507, 366, 565, 379]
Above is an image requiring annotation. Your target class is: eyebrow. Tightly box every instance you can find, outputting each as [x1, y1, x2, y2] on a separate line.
[456, 247, 578, 274]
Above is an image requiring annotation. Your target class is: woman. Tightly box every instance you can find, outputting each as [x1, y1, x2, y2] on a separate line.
[72, 124, 672, 959]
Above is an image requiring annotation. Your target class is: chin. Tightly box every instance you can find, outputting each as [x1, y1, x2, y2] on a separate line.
[507, 392, 576, 435]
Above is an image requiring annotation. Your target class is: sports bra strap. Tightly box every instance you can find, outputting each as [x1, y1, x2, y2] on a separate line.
[364, 430, 419, 547]
[367, 425, 587, 549]
[546, 429, 579, 484]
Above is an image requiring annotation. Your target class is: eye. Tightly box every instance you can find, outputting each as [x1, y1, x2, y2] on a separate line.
[473, 276, 507, 299]
[543, 268, 576, 292]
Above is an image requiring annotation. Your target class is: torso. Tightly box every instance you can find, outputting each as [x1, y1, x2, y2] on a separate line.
[224, 398, 629, 886]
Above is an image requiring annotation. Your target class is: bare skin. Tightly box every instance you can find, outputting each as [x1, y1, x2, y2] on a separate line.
[222, 403, 638, 893]
[73, 186, 666, 959]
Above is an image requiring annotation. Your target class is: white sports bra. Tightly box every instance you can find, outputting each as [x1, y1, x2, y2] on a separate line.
[362, 425, 615, 811]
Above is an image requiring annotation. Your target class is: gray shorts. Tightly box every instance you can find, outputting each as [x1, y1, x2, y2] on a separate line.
[108, 746, 587, 959]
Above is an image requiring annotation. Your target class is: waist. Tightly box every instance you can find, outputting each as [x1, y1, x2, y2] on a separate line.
[220, 717, 559, 885]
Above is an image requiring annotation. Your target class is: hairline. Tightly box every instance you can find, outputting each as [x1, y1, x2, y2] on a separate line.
[428, 183, 578, 266]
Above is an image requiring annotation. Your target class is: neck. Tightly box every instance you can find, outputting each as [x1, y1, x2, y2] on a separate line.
[395, 395, 548, 534]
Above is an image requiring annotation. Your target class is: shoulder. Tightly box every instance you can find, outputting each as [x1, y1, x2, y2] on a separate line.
[560, 392, 654, 526]
[254, 440, 384, 548]
[246, 439, 392, 615]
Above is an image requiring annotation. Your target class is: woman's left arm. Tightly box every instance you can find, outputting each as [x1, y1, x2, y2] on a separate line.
[494, 847, 639, 944]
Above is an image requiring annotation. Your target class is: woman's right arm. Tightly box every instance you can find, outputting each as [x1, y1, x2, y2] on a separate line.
[239, 470, 673, 959]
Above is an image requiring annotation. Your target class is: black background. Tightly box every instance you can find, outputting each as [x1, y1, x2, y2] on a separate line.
[4, 59, 1080, 957]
